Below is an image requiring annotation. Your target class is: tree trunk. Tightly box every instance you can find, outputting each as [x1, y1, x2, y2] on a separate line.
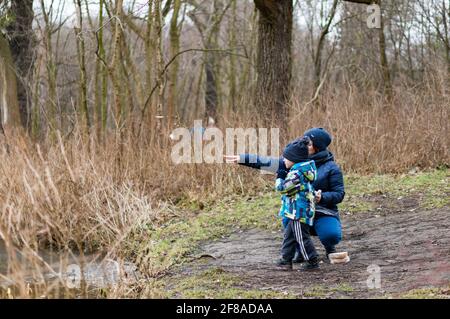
[39, 0, 59, 132]
[203, 0, 222, 126]
[228, 0, 238, 113]
[204, 53, 218, 125]
[254, 0, 293, 128]
[75, 0, 91, 131]
[0, 33, 21, 129]
[168, 0, 182, 130]
[378, 4, 392, 100]
[154, 0, 165, 139]
[110, 0, 124, 128]
[440, 0, 450, 74]
[88, 0, 108, 136]
[6, 0, 34, 129]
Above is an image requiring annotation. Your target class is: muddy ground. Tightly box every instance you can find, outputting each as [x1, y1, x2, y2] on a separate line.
[173, 203, 450, 298]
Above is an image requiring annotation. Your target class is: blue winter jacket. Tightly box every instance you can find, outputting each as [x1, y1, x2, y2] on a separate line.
[276, 160, 317, 226]
[238, 151, 345, 218]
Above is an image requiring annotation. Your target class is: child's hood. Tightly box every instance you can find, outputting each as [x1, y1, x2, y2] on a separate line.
[291, 160, 317, 182]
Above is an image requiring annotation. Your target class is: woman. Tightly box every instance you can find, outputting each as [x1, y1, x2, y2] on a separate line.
[225, 127, 344, 261]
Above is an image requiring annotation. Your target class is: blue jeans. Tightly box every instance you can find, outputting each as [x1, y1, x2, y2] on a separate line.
[282, 215, 342, 253]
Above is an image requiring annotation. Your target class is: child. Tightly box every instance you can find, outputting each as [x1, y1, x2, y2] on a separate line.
[224, 137, 319, 270]
[275, 136, 320, 271]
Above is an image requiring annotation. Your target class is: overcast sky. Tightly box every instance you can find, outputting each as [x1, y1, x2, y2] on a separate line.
[35, 0, 151, 23]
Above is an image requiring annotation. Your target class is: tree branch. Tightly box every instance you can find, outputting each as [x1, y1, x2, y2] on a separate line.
[138, 47, 249, 134]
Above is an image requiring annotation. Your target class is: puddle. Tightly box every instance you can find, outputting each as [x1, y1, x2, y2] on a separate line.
[0, 241, 140, 289]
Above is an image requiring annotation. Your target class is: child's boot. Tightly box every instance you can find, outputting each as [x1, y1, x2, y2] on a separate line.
[299, 257, 320, 271]
[276, 258, 293, 270]
[292, 252, 305, 264]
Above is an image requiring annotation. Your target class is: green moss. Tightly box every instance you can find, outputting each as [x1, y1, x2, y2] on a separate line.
[332, 283, 355, 293]
[166, 268, 294, 299]
[303, 284, 355, 298]
[422, 196, 449, 209]
[345, 174, 395, 196]
[343, 169, 449, 212]
[224, 194, 280, 231]
[346, 169, 449, 197]
[340, 200, 374, 213]
[303, 285, 328, 298]
[398, 287, 450, 299]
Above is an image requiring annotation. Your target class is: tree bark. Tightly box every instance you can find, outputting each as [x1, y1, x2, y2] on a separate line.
[228, 0, 238, 113]
[6, 0, 34, 128]
[254, 0, 293, 128]
[74, 0, 91, 131]
[110, 0, 124, 128]
[89, 0, 108, 135]
[0, 33, 21, 128]
[204, 53, 218, 125]
[378, 8, 392, 100]
[168, 0, 182, 130]
[203, 0, 223, 126]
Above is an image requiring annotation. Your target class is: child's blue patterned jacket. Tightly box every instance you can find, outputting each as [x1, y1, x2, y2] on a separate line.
[275, 160, 317, 226]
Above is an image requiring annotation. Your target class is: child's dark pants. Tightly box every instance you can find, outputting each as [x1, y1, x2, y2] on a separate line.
[281, 219, 318, 262]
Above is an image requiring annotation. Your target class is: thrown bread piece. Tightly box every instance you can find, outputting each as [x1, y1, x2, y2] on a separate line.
[328, 252, 348, 260]
[329, 252, 350, 264]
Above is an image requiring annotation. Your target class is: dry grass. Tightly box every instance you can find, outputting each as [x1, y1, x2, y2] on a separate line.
[0, 130, 163, 298]
[0, 126, 267, 298]
[288, 80, 449, 173]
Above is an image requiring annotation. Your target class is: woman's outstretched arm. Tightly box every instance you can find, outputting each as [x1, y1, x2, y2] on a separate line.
[224, 154, 287, 177]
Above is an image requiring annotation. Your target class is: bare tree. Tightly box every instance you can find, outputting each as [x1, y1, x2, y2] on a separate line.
[5, 0, 34, 128]
[343, 0, 392, 99]
[0, 32, 21, 129]
[299, 0, 339, 105]
[417, 0, 450, 73]
[167, 0, 183, 130]
[188, 0, 230, 126]
[74, 0, 90, 130]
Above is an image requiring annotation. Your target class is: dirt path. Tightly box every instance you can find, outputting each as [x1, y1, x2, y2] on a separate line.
[177, 206, 450, 298]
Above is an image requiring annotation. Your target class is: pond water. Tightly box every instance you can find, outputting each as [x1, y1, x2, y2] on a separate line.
[0, 240, 139, 289]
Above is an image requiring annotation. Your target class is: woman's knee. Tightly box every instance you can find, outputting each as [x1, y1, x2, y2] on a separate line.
[315, 218, 342, 246]
[321, 230, 342, 246]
